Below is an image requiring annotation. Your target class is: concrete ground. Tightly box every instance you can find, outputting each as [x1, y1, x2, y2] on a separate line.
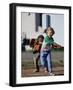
[21, 51, 64, 77]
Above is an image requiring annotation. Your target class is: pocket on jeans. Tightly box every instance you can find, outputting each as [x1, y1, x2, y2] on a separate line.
[43, 51, 48, 54]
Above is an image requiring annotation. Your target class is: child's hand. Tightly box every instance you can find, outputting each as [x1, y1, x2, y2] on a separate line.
[33, 44, 41, 52]
[45, 45, 49, 49]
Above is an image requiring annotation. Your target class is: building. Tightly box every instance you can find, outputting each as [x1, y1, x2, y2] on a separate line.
[21, 12, 64, 50]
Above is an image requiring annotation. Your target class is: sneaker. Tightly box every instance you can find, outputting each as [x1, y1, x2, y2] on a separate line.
[49, 72, 55, 76]
[44, 68, 48, 73]
[33, 69, 39, 72]
[44, 70, 48, 73]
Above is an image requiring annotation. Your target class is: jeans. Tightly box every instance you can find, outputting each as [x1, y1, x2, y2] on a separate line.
[40, 50, 52, 72]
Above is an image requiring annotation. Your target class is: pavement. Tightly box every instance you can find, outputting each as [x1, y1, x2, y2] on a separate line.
[22, 67, 64, 77]
[21, 51, 64, 77]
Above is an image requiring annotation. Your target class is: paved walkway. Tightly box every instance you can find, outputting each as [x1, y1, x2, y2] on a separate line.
[22, 66, 64, 77]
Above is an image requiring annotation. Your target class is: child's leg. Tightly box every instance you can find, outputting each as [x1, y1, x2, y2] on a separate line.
[35, 54, 40, 72]
[47, 51, 52, 73]
[40, 51, 48, 71]
[33, 53, 40, 72]
[40, 51, 45, 66]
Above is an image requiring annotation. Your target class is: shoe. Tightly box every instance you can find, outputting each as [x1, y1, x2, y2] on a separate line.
[33, 69, 39, 72]
[44, 70, 48, 73]
[44, 68, 48, 73]
[49, 72, 55, 76]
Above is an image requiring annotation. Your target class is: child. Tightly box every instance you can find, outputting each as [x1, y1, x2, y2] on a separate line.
[40, 27, 55, 76]
[32, 35, 44, 72]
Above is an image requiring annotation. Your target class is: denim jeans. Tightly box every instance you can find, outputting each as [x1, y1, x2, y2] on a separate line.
[40, 50, 52, 72]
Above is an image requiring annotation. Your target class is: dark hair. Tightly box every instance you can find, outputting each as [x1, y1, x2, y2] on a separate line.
[47, 27, 55, 35]
[37, 35, 44, 40]
[44, 29, 47, 33]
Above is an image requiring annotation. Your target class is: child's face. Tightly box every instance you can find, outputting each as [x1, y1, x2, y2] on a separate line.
[47, 29, 53, 37]
[38, 38, 43, 43]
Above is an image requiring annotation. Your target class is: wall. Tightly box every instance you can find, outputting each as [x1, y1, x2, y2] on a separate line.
[22, 13, 64, 46]
[22, 12, 36, 39]
[50, 14, 64, 46]
[22, 13, 44, 39]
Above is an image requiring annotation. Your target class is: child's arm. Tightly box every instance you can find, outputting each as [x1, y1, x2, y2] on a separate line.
[52, 42, 61, 48]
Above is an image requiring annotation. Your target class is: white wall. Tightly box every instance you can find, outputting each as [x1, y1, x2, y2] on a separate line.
[42, 14, 64, 46]
[50, 14, 64, 46]
[22, 12, 35, 38]
[22, 13, 44, 39]
[22, 13, 64, 46]
[0, 0, 72, 90]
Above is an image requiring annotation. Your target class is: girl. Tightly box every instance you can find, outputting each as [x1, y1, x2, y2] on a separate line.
[40, 27, 55, 75]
